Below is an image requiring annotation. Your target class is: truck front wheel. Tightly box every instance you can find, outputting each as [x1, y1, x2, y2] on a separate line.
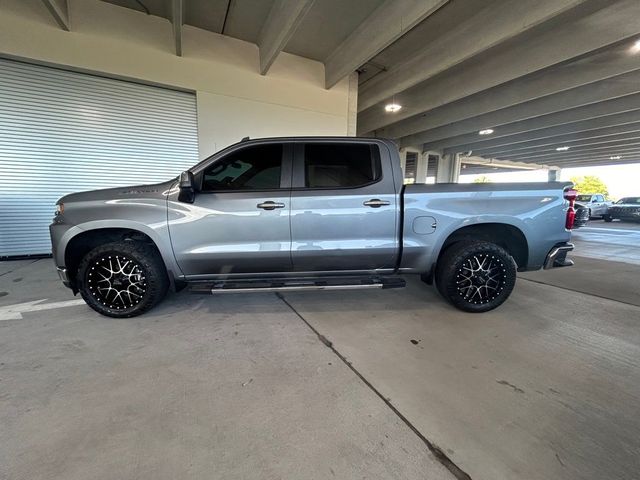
[435, 240, 517, 313]
[77, 241, 169, 318]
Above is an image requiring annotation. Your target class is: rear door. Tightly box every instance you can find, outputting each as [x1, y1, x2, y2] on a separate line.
[168, 142, 293, 277]
[289, 140, 399, 272]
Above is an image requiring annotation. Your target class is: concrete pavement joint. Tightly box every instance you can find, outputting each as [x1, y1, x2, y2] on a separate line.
[0, 259, 41, 277]
[275, 292, 472, 480]
[519, 276, 640, 308]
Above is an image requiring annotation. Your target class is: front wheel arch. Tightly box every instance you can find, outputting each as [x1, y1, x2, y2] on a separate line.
[65, 228, 166, 287]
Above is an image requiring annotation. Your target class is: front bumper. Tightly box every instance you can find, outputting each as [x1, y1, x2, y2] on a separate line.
[608, 208, 640, 221]
[544, 242, 574, 269]
[56, 266, 74, 289]
[57, 266, 69, 282]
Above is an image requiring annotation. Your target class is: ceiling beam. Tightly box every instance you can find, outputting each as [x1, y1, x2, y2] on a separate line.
[442, 107, 640, 154]
[323, 0, 448, 89]
[472, 124, 640, 157]
[171, 0, 183, 56]
[525, 154, 640, 168]
[406, 69, 640, 149]
[551, 157, 640, 168]
[41, 0, 69, 31]
[358, 0, 586, 112]
[422, 92, 640, 152]
[495, 135, 640, 160]
[374, 45, 640, 142]
[358, 0, 640, 134]
[459, 156, 557, 171]
[498, 144, 640, 163]
[258, 0, 315, 75]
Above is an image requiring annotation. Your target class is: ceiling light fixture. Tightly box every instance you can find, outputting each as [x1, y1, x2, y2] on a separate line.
[478, 129, 494, 135]
[631, 39, 640, 54]
[610, 155, 622, 160]
[556, 146, 570, 151]
[385, 103, 402, 113]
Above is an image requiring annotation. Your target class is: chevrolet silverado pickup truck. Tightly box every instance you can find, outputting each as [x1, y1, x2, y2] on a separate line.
[50, 137, 576, 318]
[575, 193, 611, 218]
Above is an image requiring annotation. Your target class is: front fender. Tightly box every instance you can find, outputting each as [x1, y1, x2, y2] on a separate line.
[70, 219, 182, 277]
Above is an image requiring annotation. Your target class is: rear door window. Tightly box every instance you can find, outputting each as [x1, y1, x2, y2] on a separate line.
[303, 143, 381, 189]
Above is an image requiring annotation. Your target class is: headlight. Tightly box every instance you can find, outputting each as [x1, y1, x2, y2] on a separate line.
[55, 203, 64, 216]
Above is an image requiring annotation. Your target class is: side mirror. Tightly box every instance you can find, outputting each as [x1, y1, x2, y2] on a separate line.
[178, 171, 195, 204]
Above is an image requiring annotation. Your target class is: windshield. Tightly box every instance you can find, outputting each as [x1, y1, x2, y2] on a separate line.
[616, 197, 640, 204]
[576, 195, 593, 202]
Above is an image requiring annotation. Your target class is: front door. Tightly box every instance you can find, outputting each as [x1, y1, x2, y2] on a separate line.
[168, 142, 292, 277]
[289, 141, 399, 272]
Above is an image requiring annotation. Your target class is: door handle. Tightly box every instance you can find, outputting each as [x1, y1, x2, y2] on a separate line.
[257, 201, 285, 210]
[363, 199, 390, 208]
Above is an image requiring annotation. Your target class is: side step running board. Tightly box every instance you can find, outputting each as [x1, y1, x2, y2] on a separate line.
[188, 276, 406, 294]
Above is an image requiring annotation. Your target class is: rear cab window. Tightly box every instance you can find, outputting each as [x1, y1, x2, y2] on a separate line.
[302, 143, 382, 189]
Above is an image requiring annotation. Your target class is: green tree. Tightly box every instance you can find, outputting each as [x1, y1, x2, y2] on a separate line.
[570, 175, 609, 198]
[473, 175, 492, 183]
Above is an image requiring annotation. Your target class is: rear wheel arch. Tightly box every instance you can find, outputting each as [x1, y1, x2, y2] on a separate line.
[437, 223, 529, 270]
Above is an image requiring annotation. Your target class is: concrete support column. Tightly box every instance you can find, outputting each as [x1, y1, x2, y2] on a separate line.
[398, 148, 407, 173]
[416, 152, 428, 183]
[346, 72, 359, 136]
[436, 153, 461, 183]
[548, 168, 560, 182]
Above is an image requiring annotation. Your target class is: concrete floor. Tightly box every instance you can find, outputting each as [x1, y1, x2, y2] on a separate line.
[0, 261, 453, 480]
[571, 219, 640, 266]
[1, 223, 639, 479]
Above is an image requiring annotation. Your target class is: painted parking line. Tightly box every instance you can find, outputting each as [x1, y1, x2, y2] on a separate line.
[578, 227, 640, 235]
[0, 298, 85, 321]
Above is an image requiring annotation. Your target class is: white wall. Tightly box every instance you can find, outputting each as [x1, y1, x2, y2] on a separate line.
[0, 0, 353, 158]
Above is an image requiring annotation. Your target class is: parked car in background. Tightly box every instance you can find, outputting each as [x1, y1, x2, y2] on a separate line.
[604, 197, 640, 222]
[575, 193, 611, 218]
[573, 201, 590, 228]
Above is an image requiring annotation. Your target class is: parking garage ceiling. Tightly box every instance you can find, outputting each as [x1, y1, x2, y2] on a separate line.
[97, 0, 640, 169]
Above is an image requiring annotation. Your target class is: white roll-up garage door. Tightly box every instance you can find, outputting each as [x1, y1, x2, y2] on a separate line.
[0, 58, 199, 257]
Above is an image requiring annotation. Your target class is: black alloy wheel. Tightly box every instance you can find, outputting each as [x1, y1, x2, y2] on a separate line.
[436, 240, 517, 313]
[87, 254, 147, 310]
[455, 252, 507, 305]
[77, 241, 168, 318]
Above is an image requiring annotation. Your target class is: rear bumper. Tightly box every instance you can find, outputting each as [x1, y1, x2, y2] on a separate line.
[544, 242, 574, 269]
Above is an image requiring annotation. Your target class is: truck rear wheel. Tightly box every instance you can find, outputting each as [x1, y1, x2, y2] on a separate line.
[77, 241, 169, 318]
[435, 240, 517, 313]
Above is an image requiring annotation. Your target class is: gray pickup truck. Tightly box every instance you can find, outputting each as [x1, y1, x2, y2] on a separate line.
[50, 137, 575, 318]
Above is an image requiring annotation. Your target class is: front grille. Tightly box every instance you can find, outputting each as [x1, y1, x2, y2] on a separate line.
[611, 207, 640, 215]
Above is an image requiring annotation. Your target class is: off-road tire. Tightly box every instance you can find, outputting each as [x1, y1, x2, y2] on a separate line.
[603, 214, 613, 222]
[435, 240, 517, 313]
[77, 241, 169, 318]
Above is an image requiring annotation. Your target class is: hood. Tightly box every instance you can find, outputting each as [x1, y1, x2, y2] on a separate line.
[57, 179, 176, 204]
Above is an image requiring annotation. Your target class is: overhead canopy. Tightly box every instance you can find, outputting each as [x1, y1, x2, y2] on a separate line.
[355, 0, 640, 169]
[70, 1, 640, 168]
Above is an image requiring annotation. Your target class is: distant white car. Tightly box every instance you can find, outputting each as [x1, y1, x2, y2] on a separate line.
[575, 194, 611, 218]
